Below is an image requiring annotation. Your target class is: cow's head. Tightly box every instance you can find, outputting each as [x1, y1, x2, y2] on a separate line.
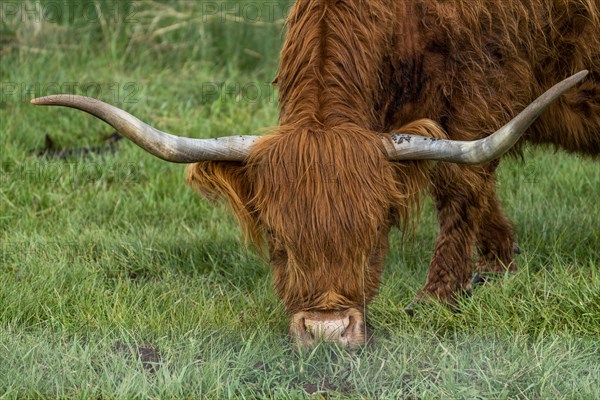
[186, 124, 437, 347]
[31, 71, 586, 347]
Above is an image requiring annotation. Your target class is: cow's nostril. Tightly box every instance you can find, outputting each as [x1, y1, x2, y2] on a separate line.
[341, 315, 355, 338]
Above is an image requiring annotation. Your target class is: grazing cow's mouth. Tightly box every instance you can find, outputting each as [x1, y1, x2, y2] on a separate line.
[290, 308, 369, 348]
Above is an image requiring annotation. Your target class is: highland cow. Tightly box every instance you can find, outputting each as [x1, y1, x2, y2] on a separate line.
[32, 0, 599, 347]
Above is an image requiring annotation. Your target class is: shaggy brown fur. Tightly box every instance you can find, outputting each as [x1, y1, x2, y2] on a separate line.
[187, 0, 600, 316]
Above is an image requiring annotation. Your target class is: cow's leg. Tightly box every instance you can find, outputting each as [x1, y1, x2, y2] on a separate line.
[417, 163, 494, 305]
[475, 170, 517, 276]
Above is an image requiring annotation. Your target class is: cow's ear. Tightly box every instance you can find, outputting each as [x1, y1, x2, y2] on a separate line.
[186, 161, 261, 246]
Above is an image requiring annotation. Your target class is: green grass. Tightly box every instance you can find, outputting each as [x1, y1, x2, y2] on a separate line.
[1, 1, 599, 398]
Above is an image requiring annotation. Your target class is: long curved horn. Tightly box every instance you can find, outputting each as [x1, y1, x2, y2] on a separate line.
[384, 70, 588, 163]
[30, 95, 258, 162]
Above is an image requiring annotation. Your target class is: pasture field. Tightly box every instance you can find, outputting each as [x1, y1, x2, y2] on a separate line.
[1, 1, 599, 398]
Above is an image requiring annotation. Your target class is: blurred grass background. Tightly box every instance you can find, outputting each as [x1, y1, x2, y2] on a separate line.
[1, 1, 599, 398]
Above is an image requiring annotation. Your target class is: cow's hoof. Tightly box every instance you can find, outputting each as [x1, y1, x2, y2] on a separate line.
[514, 243, 522, 255]
[404, 301, 419, 317]
[472, 273, 488, 286]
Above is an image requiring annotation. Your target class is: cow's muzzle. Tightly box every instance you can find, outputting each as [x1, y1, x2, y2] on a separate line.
[290, 308, 369, 348]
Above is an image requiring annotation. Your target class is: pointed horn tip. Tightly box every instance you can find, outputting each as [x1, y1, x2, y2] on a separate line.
[31, 94, 76, 105]
[30, 96, 58, 105]
[550, 70, 589, 91]
[573, 69, 589, 81]
[551, 70, 589, 92]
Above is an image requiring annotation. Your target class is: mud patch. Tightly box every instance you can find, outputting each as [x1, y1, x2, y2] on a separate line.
[112, 342, 161, 374]
[34, 132, 122, 159]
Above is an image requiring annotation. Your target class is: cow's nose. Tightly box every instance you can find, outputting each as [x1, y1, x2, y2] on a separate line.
[290, 308, 367, 348]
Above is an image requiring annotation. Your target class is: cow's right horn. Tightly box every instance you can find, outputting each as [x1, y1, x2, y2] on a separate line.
[384, 70, 589, 164]
[30, 95, 258, 162]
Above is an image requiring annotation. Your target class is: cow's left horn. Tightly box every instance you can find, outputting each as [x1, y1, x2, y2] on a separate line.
[384, 70, 588, 163]
[31, 95, 257, 162]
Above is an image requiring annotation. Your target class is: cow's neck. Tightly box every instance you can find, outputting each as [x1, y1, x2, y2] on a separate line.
[277, 0, 394, 131]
